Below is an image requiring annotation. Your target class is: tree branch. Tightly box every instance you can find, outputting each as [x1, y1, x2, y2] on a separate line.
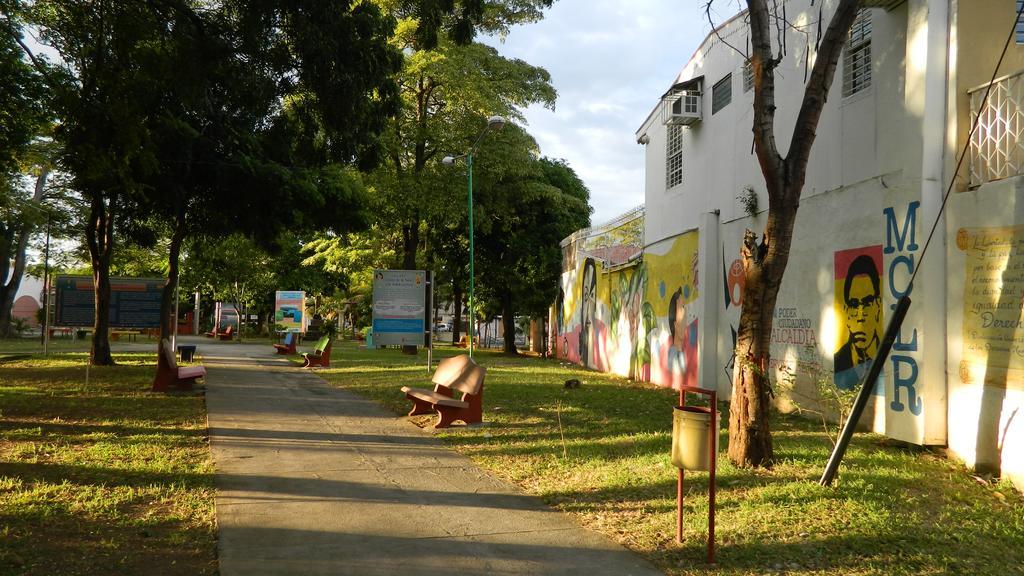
[785, 0, 861, 197]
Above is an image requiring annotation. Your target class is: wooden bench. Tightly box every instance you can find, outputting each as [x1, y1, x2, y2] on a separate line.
[302, 335, 332, 368]
[274, 331, 297, 355]
[204, 325, 234, 340]
[152, 338, 207, 392]
[400, 354, 486, 428]
[111, 330, 140, 342]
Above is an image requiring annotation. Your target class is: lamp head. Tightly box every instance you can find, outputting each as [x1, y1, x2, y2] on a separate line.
[442, 155, 456, 165]
[487, 115, 506, 130]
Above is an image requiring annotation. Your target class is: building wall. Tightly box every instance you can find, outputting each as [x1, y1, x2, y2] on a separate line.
[947, 176, 1024, 488]
[563, 0, 1024, 491]
[953, 0, 1024, 191]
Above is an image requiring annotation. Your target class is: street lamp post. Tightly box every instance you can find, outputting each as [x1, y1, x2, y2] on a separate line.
[442, 115, 506, 358]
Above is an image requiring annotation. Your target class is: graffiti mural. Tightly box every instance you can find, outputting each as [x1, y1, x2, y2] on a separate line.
[555, 208, 700, 388]
[833, 246, 885, 391]
[647, 232, 700, 389]
[556, 208, 643, 372]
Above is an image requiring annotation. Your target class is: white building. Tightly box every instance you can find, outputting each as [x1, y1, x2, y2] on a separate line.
[556, 0, 1024, 491]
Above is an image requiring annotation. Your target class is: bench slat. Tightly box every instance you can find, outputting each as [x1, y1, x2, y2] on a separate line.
[401, 386, 469, 409]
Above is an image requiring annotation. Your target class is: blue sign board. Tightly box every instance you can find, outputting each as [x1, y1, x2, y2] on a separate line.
[371, 270, 431, 346]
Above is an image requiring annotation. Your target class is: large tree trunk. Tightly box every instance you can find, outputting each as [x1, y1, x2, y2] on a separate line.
[401, 222, 419, 354]
[0, 169, 49, 337]
[402, 222, 419, 270]
[727, 0, 862, 467]
[501, 289, 517, 354]
[86, 193, 115, 366]
[158, 213, 187, 344]
[452, 283, 463, 345]
[728, 205, 798, 467]
[529, 317, 544, 354]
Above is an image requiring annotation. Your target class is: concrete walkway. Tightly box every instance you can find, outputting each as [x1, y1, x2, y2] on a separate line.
[198, 339, 664, 576]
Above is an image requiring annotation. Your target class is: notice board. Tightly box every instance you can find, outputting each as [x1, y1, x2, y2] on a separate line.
[55, 275, 164, 328]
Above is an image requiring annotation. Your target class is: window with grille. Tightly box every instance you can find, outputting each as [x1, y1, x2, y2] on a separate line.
[842, 9, 872, 97]
[1017, 1, 1024, 44]
[743, 61, 754, 93]
[666, 125, 683, 189]
[712, 73, 732, 114]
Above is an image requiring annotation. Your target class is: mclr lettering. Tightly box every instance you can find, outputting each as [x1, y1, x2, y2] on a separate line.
[884, 202, 921, 415]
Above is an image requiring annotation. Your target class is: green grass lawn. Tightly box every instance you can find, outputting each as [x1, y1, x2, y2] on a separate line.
[0, 351, 216, 576]
[0, 336, 92, 359]
[317, 341, 1024, 576]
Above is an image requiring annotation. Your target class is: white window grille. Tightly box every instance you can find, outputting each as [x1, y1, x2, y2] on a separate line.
[666, 125, 683, 189]
[968, 69, 1024, 187]
[743, 61, 754, 93]
[842, 9, 872, 97]
[712, 73, 732, 114]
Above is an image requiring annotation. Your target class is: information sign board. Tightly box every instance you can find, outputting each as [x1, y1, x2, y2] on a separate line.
[55, 275, 164, 328]
[371, 270, 431, 346]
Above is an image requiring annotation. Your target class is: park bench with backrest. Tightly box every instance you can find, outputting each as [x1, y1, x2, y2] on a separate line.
[204, 325, 233, 339]
[400, 354, 486, 428]
[302, 335, 332, 368]
[153, 338, 206, 392]
[274, 331, 297, 355]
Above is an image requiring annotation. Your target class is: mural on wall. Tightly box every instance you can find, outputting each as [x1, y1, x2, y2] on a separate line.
[609, 264, 654, 380]
[555, 214, 699, 388]
[834, 246, 885, 392]
[556, 209, 644, 372]
[721, 249, 744, 382]
[579, 257, 599, 369]
[645, 231, 700, 390]
[957, 224, 1024, 391]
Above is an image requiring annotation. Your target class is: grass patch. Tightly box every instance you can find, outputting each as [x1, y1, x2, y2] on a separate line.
[0, 337, 93, 360]
[318, 341, 1024, 575]
[0, 352, 216, 576]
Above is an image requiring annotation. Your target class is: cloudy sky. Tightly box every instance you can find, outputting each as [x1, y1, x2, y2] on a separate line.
[482, 1, 744, 226]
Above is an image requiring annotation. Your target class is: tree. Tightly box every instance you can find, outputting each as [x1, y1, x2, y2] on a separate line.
[470, 129, 591, 354]
[0, 8, 50, 337]
[375, 29, 556, 273]
[30, 0, 179, 364]
[182, 235, 277, 339]
[719, 0, 864, 467]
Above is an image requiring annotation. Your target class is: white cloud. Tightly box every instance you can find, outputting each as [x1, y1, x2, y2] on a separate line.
[484, 0, 738, 225]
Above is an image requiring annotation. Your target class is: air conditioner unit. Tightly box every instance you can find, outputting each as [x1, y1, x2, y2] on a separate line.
[662, 90, 701, 126]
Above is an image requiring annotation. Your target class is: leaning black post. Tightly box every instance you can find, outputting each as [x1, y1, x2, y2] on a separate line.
[820, 295, 912, 486]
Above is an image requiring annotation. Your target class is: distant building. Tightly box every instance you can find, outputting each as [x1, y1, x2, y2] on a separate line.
[554, 1, 1024, 491]
[6, 271, 43, 328]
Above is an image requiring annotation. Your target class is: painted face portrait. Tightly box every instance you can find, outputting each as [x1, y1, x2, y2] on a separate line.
[845, 274, 880, 358]
[835, 253, 882, 379]
[579, 258, 597, 367]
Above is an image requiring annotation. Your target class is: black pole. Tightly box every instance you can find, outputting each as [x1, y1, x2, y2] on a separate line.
[820, 295, 912, 486]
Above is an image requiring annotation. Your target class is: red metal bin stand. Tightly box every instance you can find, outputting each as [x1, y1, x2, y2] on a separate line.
[676, 384, 717, 564]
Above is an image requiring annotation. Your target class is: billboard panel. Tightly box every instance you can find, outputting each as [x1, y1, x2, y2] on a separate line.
[55, 275, 164, 328]
[274, 291, 306, 332]
[372, 270, 430, 347]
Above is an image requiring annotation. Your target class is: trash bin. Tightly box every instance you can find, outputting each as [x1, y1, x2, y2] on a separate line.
[671, 406, 719, 471]
[177, 345, 197, 363]
[365, 330, 374, 350]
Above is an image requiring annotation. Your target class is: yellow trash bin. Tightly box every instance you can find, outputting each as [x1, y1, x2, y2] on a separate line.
[671, 406, 719, 471]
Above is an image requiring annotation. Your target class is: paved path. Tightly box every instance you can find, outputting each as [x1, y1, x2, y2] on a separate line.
[198, 339, 663, 576]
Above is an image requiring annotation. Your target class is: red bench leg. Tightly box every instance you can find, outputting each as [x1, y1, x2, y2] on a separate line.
[434, 407, 460, 428]
[406, 396, 435, 417]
